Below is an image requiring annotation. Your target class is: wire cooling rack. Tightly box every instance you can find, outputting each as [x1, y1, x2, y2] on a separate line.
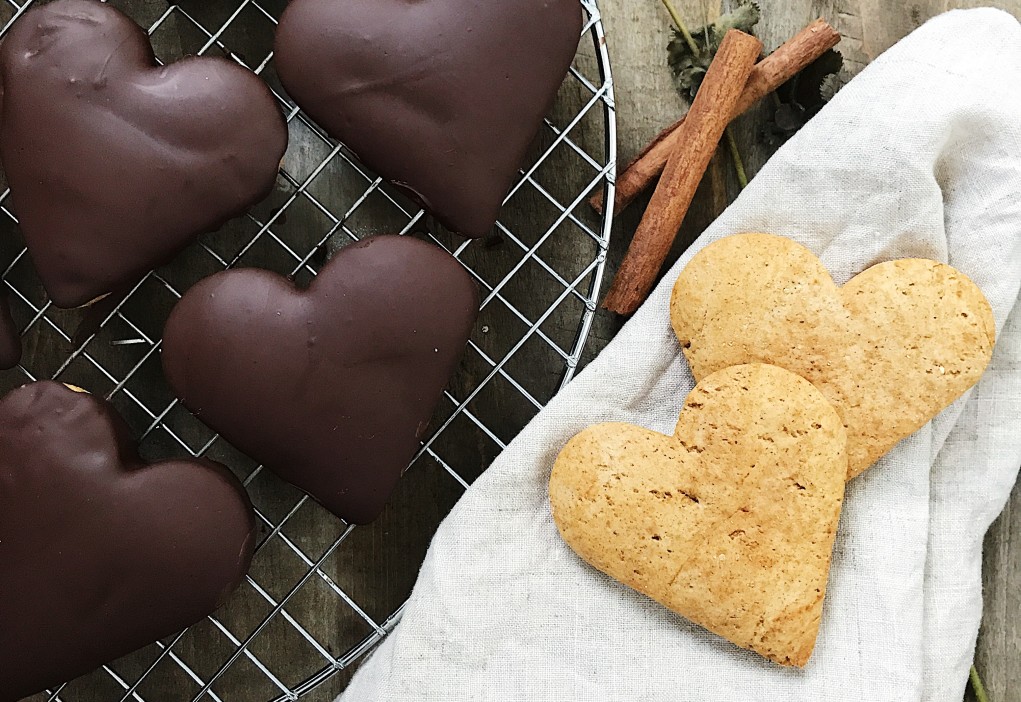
[1, 0, 615, 699]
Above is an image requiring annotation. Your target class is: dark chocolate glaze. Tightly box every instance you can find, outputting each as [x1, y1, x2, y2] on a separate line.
[161, 235, 479, 524]
[0, 382, 256, 700]
[274, 0, 582, 237]
[0, 0, 288, 308]
[0, 292, 20, 369]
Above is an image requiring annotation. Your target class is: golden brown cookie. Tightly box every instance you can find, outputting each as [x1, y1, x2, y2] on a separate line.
[550, 364, 847, 667]
[671, 233, 995, 478]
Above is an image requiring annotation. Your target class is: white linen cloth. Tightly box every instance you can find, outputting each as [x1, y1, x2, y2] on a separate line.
[340, 9, 1021, 701]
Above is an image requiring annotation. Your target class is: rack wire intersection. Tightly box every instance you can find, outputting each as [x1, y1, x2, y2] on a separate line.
[0, 0, 616, 699]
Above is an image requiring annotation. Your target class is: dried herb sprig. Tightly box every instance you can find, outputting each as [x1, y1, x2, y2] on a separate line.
[665, 0, 761, 100]
[764, 47, 842, 145]
[661, 0, 759, 188]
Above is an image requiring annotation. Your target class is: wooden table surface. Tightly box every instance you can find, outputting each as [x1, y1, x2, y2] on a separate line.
[4, 1, 1018, 701]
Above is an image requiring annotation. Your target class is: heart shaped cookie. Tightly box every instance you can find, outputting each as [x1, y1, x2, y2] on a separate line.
[0, 0, 288, 308]
[161, 235, 479, 524]
[273, 0, 582, 237]
[0, 292, 20, 369]
[671, 233, 996, 478]
[550, 364, 847, 667]
[0, 382, 256, 699]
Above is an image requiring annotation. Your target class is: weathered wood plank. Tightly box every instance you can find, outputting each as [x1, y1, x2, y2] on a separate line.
[972, 478, 1021, 702]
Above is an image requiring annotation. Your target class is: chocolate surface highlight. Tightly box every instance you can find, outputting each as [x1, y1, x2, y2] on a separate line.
[0, 0, 288, 308]
[274, 0, 582, 237]
[161, 235, 480, 524]
[0, 381, 256, 700]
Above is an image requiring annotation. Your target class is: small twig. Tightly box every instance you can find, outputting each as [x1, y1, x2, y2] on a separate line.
[970, 665, 990, 702]
[724, 127, 747, 188]
[602, 29, 762, 315]
[660, 0, 700, 56]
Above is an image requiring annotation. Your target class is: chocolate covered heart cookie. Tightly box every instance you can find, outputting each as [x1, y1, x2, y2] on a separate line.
[550, 364, 847, 667]
[0, 382, 256, 700]
[0, 0, 288, 308]
[0, 292, 20, 369]
[161, 235, 479, 524]
[273, 0, 582, 237]
[671, 233, 996, 477]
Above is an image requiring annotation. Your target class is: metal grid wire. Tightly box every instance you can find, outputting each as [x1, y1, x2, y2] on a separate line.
[0, 0, 615, 699]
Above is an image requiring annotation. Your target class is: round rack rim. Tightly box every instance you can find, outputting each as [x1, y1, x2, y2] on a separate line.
[0, 0, 618, 699]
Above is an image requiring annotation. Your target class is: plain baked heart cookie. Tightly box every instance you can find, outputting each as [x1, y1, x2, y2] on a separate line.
[161, 235, 479, 524]
[550, 364, 847, 666]
[671, 233, 996, 478]
[0, 0, 288, 308]
[0, 382, 256, 700]
[273, 0, 582, 237]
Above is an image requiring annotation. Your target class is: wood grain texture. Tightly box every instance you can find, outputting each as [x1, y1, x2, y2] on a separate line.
[972, 479, 1021, 702]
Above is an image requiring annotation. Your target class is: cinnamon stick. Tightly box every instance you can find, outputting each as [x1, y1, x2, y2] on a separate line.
[602, 30, 762, 316]
[591, 19, 840, 217]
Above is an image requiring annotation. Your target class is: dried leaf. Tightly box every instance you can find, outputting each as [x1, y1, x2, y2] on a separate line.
[666, 0, 761, 99]
[764, 48, 844, 145]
